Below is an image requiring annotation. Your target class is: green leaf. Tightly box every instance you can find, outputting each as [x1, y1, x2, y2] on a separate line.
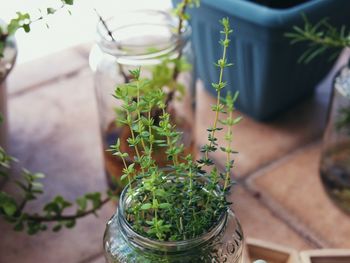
[85, 192, 102, 209]
[0, 192, 18, 216]
[52, 224, 62, 232]
[65, 219, 76, 228]
[47, 8, 56, 15]
[140, 203, 152, 210]
[23, 24, 30, 33]
[76, 197, 87, 212]
[159, 203, 171, 209]
[63, 0, 74, 5]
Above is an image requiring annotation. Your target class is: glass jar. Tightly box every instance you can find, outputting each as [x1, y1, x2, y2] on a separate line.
[89, 10, 196, 192]
[0, 19, 17, 150]
[103, 186, 245, 263]
[320, 64, 350, 213]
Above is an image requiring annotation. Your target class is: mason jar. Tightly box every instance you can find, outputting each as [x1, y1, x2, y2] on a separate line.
[103, 186, 245, 263]
[0, 19, 17, 150]
[89, 10, 196, 192]
[320, 63, 350, 213]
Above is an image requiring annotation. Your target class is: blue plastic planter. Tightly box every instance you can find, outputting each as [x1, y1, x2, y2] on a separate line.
[174, 0, 350, 120]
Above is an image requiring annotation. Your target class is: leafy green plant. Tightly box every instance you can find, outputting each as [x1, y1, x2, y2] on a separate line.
[0, 0, 208, 236]
[0, 141, 116, 234]
[0, 0, 74, 58]
[110, 17, 241, 241]
[285, 15, 350, 64]
[286, 15, 350, 132]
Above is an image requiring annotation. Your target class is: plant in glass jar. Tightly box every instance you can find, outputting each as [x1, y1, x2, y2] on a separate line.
[90, 0, 199, 193]
[103, 17, 245, 262]
[286, 17, 350, 213]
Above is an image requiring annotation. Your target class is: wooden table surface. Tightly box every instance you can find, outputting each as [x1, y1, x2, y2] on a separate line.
[0, 45, 349, 263]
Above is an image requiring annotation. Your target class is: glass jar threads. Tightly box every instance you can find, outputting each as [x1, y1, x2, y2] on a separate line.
[103, 185, 245, 263]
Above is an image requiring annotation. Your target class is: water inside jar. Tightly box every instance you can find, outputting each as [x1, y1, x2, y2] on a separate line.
[320, 141, 350, 213]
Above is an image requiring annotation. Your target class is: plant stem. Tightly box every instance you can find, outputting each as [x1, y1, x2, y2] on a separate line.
[223, 111, 233, 191]
[26, 197, 110, 222]
[204, 32, 230, 162]
[136, 79, 147, 153]
[165, 0, 189, 107]
[94, 9, 130, 83]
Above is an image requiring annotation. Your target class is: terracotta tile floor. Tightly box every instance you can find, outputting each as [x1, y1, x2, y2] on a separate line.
[0, 46, 349, 262]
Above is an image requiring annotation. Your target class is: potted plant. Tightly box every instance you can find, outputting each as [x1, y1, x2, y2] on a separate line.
[103, 17, 245, 262]
[286, 17, 350, 213]
[0, 0, 73, 149]
[174, 0, 350, 120]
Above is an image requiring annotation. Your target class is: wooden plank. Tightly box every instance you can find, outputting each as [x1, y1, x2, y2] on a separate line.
[246, 238, 300, 263]
[300, 249, 350, 263]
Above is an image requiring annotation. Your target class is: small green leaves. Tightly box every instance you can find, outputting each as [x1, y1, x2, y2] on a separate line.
[285, 15, 350, 63]
[62, 0, 74, 5]
[1, 0, 74, 57]
[0, 192, 18, 216]
[140, 203, 152, 210]
[76, 196, 87, 213]
[47, 8, 57, 15]
[85, 192, 102, 210]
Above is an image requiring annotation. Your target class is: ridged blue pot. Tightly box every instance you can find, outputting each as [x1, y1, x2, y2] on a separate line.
[174, 0, 350, 120]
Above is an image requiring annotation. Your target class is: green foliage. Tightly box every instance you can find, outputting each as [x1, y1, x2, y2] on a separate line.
[0, 0, 196, 236]
[110, 17, 240, 242]
[0, 0, 74, 58]
[285, 15, 350, 64]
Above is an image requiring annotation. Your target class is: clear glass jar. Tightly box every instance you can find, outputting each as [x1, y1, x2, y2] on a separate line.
[320, 64, 350, 213]
[89, 10, 196, 192]
[103, 186, 245, 263]
[0, 19, 17, 150]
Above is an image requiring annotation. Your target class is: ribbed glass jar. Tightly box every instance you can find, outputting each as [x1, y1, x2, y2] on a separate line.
[320, 64, 350, 213]
[89, 10, 196, 192]
[103, 186, 245, 263]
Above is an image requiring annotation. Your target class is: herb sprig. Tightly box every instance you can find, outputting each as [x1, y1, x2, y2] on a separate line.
[285, 15, 350, 64]
[0, 0, 74, 58]
[110, 17, 241, 241]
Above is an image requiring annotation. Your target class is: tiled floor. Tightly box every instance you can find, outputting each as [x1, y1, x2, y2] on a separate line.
[0, 46, 349, 262]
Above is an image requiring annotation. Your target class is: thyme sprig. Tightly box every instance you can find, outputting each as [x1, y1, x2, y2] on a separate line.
[285, 15, 350, 64]
[110, 17, 241, 241]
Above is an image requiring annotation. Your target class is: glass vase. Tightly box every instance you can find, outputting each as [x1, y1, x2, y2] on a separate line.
[103, 186, 245, 263]
[0, 19, 17, 150]
[89, 10, 196, 192]
[320, 64, 350, 213]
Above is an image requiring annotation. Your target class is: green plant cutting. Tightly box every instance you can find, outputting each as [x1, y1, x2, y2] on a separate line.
[109, 17, 240, 240]
[285, 15, 350, 64]
[0, 0, 241, 238]
[0, 0, 74, 59]
[286, 15, 350, 130]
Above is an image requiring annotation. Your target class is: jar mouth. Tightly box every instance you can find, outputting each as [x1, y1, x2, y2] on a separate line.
[117, 181, 228, 253]
[96, 10, 190, 60]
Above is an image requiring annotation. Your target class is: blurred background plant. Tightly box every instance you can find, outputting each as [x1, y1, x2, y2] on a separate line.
[0, 0, 200, 235]
[285, 14, 350, 64]
[0, 0, 74, 59]
[287, 16, 350, 214]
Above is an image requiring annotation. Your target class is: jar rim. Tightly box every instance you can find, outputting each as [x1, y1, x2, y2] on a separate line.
[96, 9, 191, 60]
[117, 181, 229, 253]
